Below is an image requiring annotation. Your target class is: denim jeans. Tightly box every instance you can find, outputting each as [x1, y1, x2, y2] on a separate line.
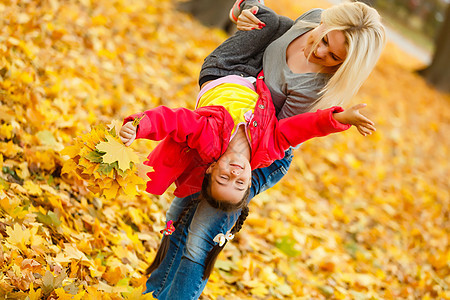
[144, 149, 294, 299]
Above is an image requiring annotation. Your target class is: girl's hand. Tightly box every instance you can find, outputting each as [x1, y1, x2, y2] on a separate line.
[333, 104, 376, 136]
[119, 122, 137, 146]
[237, 6, 265, 31]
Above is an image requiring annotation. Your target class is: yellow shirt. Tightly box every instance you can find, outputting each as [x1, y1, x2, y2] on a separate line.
[197, 83, 258, 136]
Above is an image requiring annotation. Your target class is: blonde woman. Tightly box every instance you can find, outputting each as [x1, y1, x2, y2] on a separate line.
[201, 0, 386, 117]
[144, 1, 386, 299]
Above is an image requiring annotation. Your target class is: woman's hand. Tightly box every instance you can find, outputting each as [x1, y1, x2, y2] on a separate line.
[333, 104, 376, 136]
[119, 122, 137, 146]
[236, 6, 265, 31]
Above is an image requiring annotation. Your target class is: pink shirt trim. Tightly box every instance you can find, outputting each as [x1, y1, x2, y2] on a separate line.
[195, 75, 256, 109]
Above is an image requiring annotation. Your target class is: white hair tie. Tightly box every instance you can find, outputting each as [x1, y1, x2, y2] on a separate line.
[213, 230, 234, 247]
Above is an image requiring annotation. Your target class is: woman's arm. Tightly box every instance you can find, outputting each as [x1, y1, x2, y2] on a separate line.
[199, 2, 293, 85]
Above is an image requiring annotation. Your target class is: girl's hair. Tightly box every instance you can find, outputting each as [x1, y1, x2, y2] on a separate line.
[203, 204, 249, 279]
[299, 1, 386, 111]
[146, 173, 250, 278]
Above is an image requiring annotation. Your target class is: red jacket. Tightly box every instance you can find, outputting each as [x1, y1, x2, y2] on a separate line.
[124, 73, 350, 197]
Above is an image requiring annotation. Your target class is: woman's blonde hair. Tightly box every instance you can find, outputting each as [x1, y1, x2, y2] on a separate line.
[303, 1, 386, 111]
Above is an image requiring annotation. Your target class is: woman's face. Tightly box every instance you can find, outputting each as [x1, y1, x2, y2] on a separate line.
[206, 152, 252, 205]
[304, 23, 347, 68]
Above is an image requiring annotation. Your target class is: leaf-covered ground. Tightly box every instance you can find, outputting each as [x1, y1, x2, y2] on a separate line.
[0, 0, 449, 299]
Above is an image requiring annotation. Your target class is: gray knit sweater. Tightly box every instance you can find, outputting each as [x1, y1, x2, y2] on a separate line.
[263, 9, 331, 119]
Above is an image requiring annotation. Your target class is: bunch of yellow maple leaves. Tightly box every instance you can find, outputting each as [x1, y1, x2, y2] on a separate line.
[60, 122, 146, 200]
[0, 0, 449, 299]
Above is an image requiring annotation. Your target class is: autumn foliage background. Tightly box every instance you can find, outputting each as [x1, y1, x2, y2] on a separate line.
[0, 0, 449, 299]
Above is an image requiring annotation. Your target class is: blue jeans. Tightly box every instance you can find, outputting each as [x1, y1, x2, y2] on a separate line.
[144, 149, 294, 299]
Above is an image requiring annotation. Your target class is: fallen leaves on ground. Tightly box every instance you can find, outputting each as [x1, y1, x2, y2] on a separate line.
[0, 0, 449, 299]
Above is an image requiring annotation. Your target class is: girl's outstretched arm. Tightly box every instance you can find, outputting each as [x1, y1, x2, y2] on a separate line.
[121, 106, 209, 145]
[333, 104, 376, 136]
[275, 106, 351, 150]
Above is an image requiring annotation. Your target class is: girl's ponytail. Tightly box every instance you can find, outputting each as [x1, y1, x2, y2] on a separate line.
[146, 197, 201, 275]
[202, 205, 250, 280]
[145, 234, 171, 275]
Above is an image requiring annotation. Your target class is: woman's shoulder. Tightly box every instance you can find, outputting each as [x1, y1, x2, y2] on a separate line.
[294, 8, 323, 24]
[287, 72, 330, 91]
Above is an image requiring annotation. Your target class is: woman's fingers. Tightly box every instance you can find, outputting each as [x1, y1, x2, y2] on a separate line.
[237, 6, 265, 31]
[237, 23, 259, 31]
[245, 6, 263, 24]
[237, 15, 258, 30]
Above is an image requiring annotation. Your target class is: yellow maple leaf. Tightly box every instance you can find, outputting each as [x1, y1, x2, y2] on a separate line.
[61, 159, 78, 175]
[54, 288, 72, 300]
[18, 71, 34, 84]
[78, 157, 96, 170]
[250, 285, 269, 297]
[116, 173, 144, 196]
[106, 119, 123, 136]
[0, 123, 13, 139]
[23, 180, 43, 196]
[0, 191, 11, 210]
[82, 162, 99, 175]
[123, 287, 155, 300]
[0, 141, 23, 157]
[6, 224, 36, 249]
[97, 177, 114, 190]
[136, 163, 154, 180]
[54, 243, 92, 266]
[28, 283, 42, 300]
[102, 180, 121, 199]
[102, 266, 124, 285]
[95, 135, 139, 171]
[60, 145, 80, 158]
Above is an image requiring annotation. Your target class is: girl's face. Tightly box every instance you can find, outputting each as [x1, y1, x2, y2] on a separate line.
[304, 24, 347, 69]
[206, 153, 252, 205]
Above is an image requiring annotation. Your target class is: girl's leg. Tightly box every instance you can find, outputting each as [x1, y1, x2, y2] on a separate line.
[144, 194, 200, 296]
[158, 149, 294, 299]
[160, 201, 239, 299]
[199, 1, 294, 85]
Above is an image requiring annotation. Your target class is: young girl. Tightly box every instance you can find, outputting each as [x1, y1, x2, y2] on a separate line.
[120, 75, 371, 204]
[120, 73, 373, 277]
[143, 1, 386, 299]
